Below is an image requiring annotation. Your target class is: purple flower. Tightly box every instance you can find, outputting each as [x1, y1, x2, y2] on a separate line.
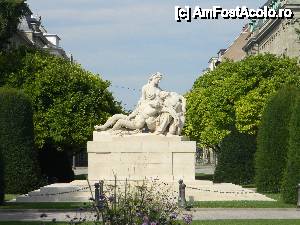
[150, 222, 157, 225]
[143, 215, 149, 224]
[108, 195, 115, 202]
[136, 210, 143, 217]
[183, 214, 193, 224]
[170, 212, 178, 219]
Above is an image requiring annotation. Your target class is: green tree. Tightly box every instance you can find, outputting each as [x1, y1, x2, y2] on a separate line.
[281, 94, 300, 204]
[0, 47, 122, 152]
[0, 0, 29, 50]
[255, 86, 298, 193]
[185, 54, 300, 148]
[0, 87, 42, 193]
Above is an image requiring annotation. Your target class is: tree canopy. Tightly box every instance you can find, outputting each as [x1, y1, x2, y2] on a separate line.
[0, 47, 122, 151]
[0, 0, 29, 50]
[184, 54, 300, 147]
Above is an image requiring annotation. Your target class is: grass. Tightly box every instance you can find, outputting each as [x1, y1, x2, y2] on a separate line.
[190, 221, 300, 225]
[4, 194, 18, 201]
[195, 173, 213, 181]
[1, 193, 296, 209]
[0, 202, 87, 209]
[1, 220, 300, 225]
[191, 193, 296, 208]
[241, 183, 256, 188]
[74, 174, 87, 180]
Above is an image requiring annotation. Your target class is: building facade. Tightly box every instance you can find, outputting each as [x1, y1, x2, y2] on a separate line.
[243, 0, 300, 58]
[9, 9, 70, 60]
[221, 25, 250, 62]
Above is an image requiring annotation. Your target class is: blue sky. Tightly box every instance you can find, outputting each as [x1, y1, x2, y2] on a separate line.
[26, 0, 265, 110]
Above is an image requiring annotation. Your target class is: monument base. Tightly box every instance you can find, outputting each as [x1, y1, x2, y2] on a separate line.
[15, 133, 274, 202]
[87, 132, 196, 182]
[15, 180, 275, 202]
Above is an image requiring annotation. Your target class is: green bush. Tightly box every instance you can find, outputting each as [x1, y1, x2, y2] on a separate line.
[255, 86, 298, 193]
[281, 95, 300, 204]
[214, 130, 256, 185]
[90, 180, 181, 225]
[0, 149, 4, 204]
[0, 88, 42, 193]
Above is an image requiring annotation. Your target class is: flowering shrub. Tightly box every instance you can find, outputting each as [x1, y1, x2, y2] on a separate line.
[96, 180, 181, 225]
[40, 179, 193, 225]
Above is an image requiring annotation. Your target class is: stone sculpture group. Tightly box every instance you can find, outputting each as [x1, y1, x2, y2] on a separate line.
[95, 72, 186, 136]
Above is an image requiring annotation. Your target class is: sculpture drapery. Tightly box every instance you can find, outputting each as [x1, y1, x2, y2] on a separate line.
[94, 72, 186, 136]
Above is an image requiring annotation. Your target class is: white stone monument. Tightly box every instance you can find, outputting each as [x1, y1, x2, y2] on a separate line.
[90, 72, 196, 182]
[15, 72, 274, 202]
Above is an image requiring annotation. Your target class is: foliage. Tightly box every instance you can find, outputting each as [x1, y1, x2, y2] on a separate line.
[95, 180, 181, 225]
[281, 94, 300, 204]
[3, 221, 300, 225]
[184, 54, 300, 147]
[213, 130, 256, 185]
[0, 147, 3, 205]
[0, 47, 122, 152]
[0, 0, 29, 50]
[255, 86, 298, 193]
[0, 87, 42, 193]
[57, 180, 193, 225]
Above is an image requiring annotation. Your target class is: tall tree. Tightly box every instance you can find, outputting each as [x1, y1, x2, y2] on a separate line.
[0, 0, 30, 50]
[184, 54, 300, 148]
[0, 47, 122, 152]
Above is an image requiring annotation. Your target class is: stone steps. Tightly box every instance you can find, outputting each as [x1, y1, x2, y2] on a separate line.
[15, 180, 274, 202]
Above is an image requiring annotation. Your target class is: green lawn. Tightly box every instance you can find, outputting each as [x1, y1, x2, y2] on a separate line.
[1, 193, 296, 209]
[0, 202, 87, 209]
[4, 194, 18, 201]
[191, 193, 296, 208]
[74, 174, 88, 180]
[195, 173, 213, 181]
[1, 220, 300, 225]
[190, 221, 300, 225]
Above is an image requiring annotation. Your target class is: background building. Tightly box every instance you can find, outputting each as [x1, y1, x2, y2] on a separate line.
[243, 0, 300, 58]
[221, 25, 250, 62]
[9, 8, 71, 60]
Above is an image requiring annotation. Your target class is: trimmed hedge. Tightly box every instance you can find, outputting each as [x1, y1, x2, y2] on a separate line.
[0, 149, 4, 204]
[214, 130, 256, 185]
[281, 95, 300, 203]
[255, 86, 298, 193]
[0, 88, 41, 193]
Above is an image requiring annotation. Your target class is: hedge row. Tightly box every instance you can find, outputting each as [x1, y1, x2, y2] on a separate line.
[255, 86, 298, 193]
[255, 86, 300, 204]
[281, 95, 300, 203]
[214, 130, 256, 185]
[0, 87, 41, 194]
[0, 150, 4, 205]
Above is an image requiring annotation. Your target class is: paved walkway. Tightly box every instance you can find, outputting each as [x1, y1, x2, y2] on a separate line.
[188, 208, 300, 220]
[0, 208, 299, 221]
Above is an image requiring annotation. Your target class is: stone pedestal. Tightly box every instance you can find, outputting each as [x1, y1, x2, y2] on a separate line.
[87, 132, 196, 182]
